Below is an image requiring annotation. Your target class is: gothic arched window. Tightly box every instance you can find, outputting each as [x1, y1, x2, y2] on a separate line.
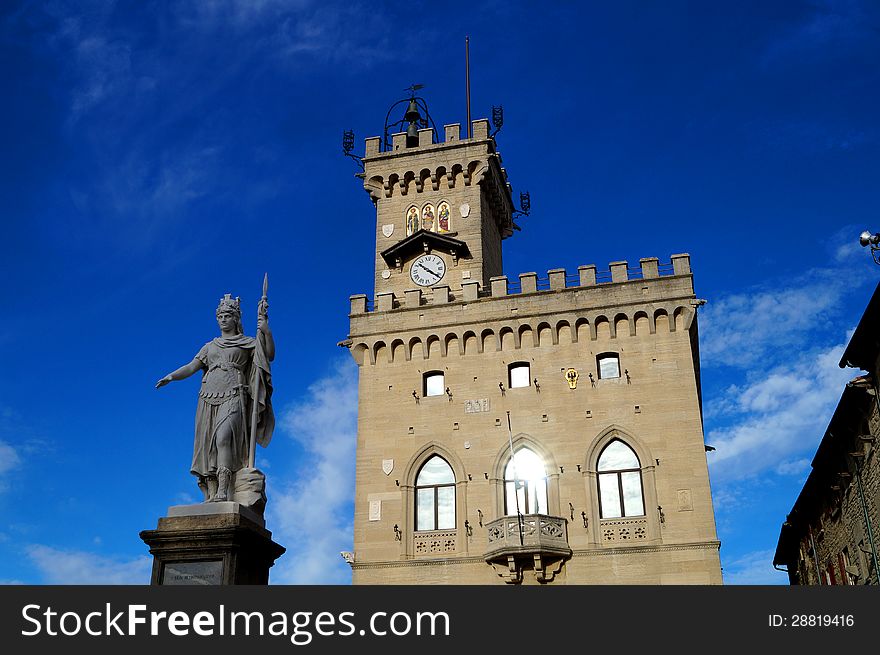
[597, 440, 644, 518]
[504, 447, 547, 515]
[415, 455, 456, 531]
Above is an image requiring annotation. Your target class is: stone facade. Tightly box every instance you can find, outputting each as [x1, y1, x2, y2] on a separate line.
[774, 283, 880, 585]
[342, 115, 722, 584]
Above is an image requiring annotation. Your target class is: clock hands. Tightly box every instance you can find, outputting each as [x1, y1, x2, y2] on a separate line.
[418, 262, 442, 278]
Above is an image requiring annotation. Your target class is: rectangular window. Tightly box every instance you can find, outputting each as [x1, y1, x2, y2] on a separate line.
[530, 480, 548, 514]
[436, 486, 455, 529]
[416, 488, 435, 531]
[424, 372, 444, 397]
[509, 363, 530, 388]
[598, 473, 622, 518]
[621, 471, 645, 516]
[597, 353, 620, 379]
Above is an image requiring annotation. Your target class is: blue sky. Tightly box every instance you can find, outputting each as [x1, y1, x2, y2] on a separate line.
[1, 0, 878, 585]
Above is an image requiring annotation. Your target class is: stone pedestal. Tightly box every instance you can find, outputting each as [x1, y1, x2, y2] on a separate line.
[139, 502, 285, 585]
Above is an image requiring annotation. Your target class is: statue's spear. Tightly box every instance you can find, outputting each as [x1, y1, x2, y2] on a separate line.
[248, 273, 269, 469]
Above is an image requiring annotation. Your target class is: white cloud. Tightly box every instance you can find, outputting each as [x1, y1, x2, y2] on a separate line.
[26, 545, 152, 584]
[760, 0, 874, 68]
[267, 358, 358, 584]
[707, 340, 852, 482]
[723, 549, 788, 585]
[775, 458, 811, 477]
[0, 440, 21, 477]
[700, 270, 849, 368]
[0, 439, 22, 495]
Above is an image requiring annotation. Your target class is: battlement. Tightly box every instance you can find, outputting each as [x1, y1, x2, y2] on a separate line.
[363, 118, 492, 159]
[349, 255, 692, 315]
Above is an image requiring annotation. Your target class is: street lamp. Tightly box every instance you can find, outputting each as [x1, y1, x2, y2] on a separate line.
[859, 230, 880, 265]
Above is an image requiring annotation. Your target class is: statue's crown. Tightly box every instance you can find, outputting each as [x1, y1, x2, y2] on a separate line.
[216, 293, 241, 315]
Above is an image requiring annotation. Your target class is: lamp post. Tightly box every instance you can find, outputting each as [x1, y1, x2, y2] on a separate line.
[859, 230, 880, 265]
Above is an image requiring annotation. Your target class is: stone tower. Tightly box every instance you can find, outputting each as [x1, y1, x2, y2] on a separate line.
[342, 100, 722, 584]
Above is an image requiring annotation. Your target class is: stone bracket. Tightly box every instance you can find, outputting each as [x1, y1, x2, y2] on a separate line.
[489, 553, 567, 584]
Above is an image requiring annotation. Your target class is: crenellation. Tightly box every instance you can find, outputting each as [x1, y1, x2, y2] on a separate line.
[610, 261, 628, 283]
[404, 289, 422, 308]
[671, 253, 691, 275]
[549, 268, 566, 291]
[418, 128, 434, 147]
[462, 280, 480, 301]
[391, 132, 407, 150]
[350, 294, 368, 315]
[377, 292, 395, 312]
[520, 272, 538, 294]
[490, 275, 508, 297]
[579, 265, 597, 286]
[640, 257, 660, 279]
[472, 118, 490, 140]
[444, 123, 460, 142]
[365, 136, 381, 156]
[350, 258, 694, 316]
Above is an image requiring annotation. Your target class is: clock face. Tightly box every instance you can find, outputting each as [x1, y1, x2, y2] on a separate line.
[410, 254, 447, 287]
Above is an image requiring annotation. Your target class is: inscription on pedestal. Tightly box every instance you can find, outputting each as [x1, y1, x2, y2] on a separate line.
[162, 560, 224, 585]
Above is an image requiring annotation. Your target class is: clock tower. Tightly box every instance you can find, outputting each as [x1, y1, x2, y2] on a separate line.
[343, 96, 722, 585]
[360, 98, 516, 308]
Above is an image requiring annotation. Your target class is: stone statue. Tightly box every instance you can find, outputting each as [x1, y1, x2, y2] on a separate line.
[156, 276, 275, 514]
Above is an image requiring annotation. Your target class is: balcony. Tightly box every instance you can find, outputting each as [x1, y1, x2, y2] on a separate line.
[484, 514, 571, 583]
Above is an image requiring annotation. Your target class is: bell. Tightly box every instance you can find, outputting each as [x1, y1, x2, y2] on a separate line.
[406, 121, 419, 147]
[404, 98, 421, 123]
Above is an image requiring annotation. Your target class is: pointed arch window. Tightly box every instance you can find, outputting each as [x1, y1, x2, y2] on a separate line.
[415, 455, 456, 531]
[597, 440, 644, 518]
[504, 447, 548, 515]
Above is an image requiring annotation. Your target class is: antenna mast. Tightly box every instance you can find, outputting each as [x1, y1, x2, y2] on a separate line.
[465, 36, 472, 138]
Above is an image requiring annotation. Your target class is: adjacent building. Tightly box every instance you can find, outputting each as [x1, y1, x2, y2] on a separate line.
[773, 282, 880, 585]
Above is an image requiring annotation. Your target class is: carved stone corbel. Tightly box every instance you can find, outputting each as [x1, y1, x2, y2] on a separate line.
[431, 173, 439, 191]
[533, 555, 564, 583]
[490, 556, 522, 584]
[395, 257, 402, 273]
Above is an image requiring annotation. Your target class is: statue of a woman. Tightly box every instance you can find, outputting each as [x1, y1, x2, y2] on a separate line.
[156, 292, 275, 507]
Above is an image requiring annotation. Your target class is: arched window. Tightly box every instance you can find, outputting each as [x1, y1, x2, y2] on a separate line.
[597, 440, 644, 518]
[504, 447, 547, 515]
[415, 456, 456, 531]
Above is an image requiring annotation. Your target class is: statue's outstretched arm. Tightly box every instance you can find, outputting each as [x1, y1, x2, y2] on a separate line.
[156, 358, 204, 388]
